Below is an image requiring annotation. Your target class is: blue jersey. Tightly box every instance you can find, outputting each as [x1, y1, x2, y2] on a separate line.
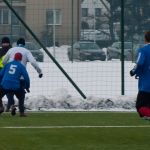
[0, 60, 30, 90]
[134, 44, 150, 92]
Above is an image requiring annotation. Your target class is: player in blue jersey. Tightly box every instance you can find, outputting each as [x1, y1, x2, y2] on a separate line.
[130, 31, 150, 119]
[0, 53, 30, 117]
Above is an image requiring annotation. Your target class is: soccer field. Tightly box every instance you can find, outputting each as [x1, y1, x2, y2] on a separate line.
[0, 112, 150, 150]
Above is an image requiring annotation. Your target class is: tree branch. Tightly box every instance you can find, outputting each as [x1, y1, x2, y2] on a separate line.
[99, 0, 110, 13]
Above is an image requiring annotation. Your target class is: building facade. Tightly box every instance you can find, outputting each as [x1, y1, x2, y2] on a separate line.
[0, 0, 81, 46]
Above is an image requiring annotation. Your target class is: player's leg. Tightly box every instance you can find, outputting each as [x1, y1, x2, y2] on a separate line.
[5, 93, 15, 112]
[0, 88, 6, 114]
[15, 88, 26, 117]
[136, 91, 150, 117]
[139, 107, 150, 118]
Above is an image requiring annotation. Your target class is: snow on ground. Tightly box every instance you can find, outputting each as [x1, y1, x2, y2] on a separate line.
[4, 45, 138, 111]
[25, 94, 136, 111]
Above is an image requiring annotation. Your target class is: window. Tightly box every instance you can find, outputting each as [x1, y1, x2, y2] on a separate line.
[46, 9, 61, 25]
[0, 9, 9, 24]
[95, 8, 101, 17]
[82, 8, 88, 17]
[11, 13, 19, 25]
[0, 8, 20, 25]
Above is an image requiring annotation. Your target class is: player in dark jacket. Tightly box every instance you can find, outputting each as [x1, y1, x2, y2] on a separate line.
[0, 37, 15, 112]
[130, 31, 150, 119]
[0, 37, 11, 69]
[0, 53, 30, 116]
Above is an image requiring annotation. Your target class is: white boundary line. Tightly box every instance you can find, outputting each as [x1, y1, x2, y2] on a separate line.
[1, 125, 150, 129]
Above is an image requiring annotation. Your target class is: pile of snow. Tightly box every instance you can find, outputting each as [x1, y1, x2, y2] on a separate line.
[24, 89, 136, 111]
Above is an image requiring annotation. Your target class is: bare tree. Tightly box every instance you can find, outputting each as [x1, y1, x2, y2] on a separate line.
[99, 0, 120, 42]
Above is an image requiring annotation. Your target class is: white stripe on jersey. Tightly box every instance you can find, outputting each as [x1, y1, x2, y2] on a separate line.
[136, 52, 141, 63]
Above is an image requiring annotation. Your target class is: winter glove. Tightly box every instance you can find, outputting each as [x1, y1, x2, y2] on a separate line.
[130, 65, 137, 77]
[39, 73, 43, 78]
[130, 69, 135, 76]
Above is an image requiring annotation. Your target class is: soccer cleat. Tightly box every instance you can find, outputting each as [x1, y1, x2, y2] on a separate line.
[142, 116, 150, 121]
[11, 105, 16, 116]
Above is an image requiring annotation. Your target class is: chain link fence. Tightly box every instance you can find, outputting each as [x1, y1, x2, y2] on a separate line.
[0, 0, 149, 98]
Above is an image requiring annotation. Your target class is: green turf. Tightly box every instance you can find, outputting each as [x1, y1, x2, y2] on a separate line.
[0, 112, 150, 150]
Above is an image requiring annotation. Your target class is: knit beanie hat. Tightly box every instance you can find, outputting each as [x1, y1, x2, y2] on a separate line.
[17, 38, 25, 46]
[14, 53, 22, 61]
[1, 37, 10, 44]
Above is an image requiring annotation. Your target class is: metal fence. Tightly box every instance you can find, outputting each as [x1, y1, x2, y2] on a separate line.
[0, 0, 149, 98]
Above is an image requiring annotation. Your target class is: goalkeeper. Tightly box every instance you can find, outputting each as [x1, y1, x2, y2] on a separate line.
[130, 31, 150, 119]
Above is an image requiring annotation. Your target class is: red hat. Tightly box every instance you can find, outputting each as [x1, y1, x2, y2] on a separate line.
[14, 53, 22, 61]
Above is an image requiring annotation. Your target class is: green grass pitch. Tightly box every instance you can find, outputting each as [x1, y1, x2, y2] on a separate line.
[0, 111, 150, 150]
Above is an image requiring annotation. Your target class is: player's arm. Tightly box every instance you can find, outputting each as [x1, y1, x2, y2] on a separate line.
[0, 66, 5, 78]
[130, 50, 145, 77]
[2, 52, 10, 66]
[21, 65, 30, 90]
[0, 64, 7, 83]
[26, 51, 43, 78]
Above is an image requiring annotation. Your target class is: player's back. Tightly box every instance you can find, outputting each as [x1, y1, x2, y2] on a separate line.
[0, 60, 28, 90]
[4, 47, 31, 67]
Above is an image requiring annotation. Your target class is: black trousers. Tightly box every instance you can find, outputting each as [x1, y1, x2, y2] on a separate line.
[0, 80, 26, 113]
[136, 91, 150, 110]
[0, 88, 25, 113]
[6, 93, 15, 110]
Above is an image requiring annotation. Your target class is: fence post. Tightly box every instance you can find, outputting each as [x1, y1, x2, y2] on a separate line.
[121, 0, 125, 95]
